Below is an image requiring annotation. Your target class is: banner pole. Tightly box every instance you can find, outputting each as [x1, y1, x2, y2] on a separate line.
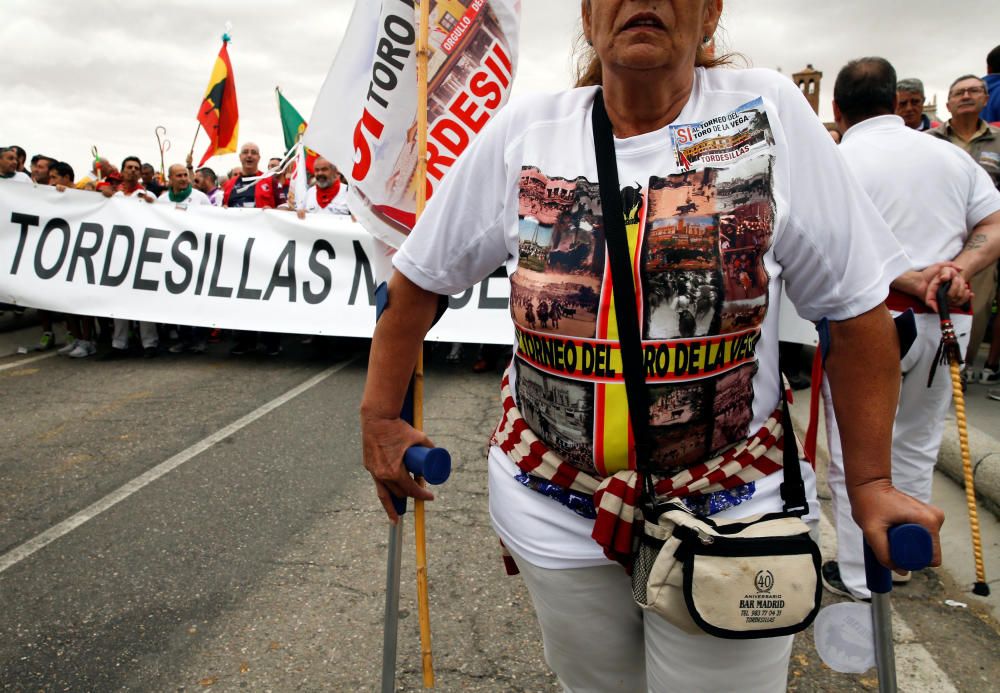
[413, 0, 434, 688]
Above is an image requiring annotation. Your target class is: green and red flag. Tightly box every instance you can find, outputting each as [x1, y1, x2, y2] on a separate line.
[277, 87, 307, 150]
[276, 87, 316, 173]
[196, 36, 239, 166]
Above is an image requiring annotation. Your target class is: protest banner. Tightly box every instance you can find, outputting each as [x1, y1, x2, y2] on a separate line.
[304, 0, 520, 249]
[0, 182, 513, 344]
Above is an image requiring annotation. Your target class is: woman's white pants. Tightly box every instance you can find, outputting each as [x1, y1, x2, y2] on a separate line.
[510, 548, 794, 692]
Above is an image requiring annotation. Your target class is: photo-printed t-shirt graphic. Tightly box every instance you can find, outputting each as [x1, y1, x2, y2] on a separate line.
[512, 97, 778, 478]
[392, 69, 908, 568]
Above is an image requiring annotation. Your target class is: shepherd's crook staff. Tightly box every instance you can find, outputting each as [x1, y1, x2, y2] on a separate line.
[90, 146, 102, 181]
[930, 282, 990, 596]
[155, 126, 170, 181]
[412, 0, 436, 685]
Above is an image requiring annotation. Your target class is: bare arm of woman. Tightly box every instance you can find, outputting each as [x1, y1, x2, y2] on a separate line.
[360, 271, 443, 522]
[824, 303, 945, 570]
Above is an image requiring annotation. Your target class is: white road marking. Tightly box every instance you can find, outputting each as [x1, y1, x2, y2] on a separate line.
[0, 351, 58, 372]
[817, 511, 957, 692]
[0, 358, 356, 574]
[896, 642, 959, 693]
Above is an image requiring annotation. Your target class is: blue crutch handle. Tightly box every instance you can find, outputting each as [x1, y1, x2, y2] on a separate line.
[404, 446, 452, 485]
[389, 446, 452, 516]
[864, 524, 934, 594]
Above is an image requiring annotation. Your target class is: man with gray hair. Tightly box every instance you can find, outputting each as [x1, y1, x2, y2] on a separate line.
[222, 142, 262, 208]
[896, 78, 938, 131]
[929, 75, 1000, 382]
[929, 75, 1000, 187]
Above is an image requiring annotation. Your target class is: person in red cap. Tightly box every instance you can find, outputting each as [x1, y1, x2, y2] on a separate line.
[97, 167, 122, 198]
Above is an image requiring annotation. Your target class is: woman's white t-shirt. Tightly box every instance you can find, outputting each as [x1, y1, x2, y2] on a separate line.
[394, 67, 910, 569]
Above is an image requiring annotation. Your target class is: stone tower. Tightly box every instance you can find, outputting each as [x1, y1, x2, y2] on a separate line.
[793, 64, 823, 115]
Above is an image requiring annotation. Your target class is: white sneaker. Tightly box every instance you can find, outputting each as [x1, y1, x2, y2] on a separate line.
[68, 340, 96, 358]
[58, 339, 81, 355]
[981, 366, 1000, 384]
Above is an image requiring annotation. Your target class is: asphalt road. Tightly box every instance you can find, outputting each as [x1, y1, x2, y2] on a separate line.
[0, 322, 997, 692]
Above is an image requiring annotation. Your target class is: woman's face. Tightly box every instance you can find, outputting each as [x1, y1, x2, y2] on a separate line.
[582, 0, 722, 74]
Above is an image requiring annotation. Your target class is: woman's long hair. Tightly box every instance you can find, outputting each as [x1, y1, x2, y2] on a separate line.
[573, 12, 735, 87]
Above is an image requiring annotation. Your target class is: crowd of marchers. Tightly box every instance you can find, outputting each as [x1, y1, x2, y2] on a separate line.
[1, 50, 999, 381]
[0, 141, 352, 360]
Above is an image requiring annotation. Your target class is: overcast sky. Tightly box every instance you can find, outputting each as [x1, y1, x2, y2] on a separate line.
[3, 1, 997, 180]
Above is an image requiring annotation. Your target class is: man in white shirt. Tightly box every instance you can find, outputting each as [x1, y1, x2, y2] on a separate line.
[0, 147, 31, 182]
[822, 57, 1000, 600]
[113, 156, 156, 202]
[30, 154, 54, 184]
[158, 163, 211, 353]
[44, 160, 102, 358]
[303, 157, 350, 215]
[103, 164, 210, 361]
[158, 163, 211, 208]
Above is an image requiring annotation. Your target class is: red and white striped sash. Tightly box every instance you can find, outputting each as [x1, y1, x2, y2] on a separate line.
[492, 368, 786, 568]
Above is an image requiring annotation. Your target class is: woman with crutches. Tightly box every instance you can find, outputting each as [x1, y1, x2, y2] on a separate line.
[362, 2, 944, 689]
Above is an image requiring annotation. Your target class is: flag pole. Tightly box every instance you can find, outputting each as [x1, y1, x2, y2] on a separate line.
[413, 0, 435, 687]
[275, 85, 283, 122]
[189, 126, 200, 161]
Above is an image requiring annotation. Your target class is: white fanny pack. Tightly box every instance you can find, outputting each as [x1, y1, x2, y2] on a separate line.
[632, 499, 821, 638]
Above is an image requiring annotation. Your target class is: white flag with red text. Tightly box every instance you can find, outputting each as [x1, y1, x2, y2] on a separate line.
[304, 0, 520, 249]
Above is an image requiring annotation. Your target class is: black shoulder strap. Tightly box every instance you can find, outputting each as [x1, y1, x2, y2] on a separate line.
[591, 91, 652, 469]
[779, 382, 808, 513]
[591, 89, 806, 513]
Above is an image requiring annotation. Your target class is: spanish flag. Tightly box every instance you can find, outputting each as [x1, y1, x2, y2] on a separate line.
[196, 37, 239, 167]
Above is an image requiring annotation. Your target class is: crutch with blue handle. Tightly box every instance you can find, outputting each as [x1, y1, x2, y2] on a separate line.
[375, 280, 452, 692]
[815, 524, 933, 690]
[381, 446, 451, 693]
[864, 524, 934, 693]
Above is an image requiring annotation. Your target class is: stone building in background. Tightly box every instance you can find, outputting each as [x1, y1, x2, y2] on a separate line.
[793, 64, 823, 114]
